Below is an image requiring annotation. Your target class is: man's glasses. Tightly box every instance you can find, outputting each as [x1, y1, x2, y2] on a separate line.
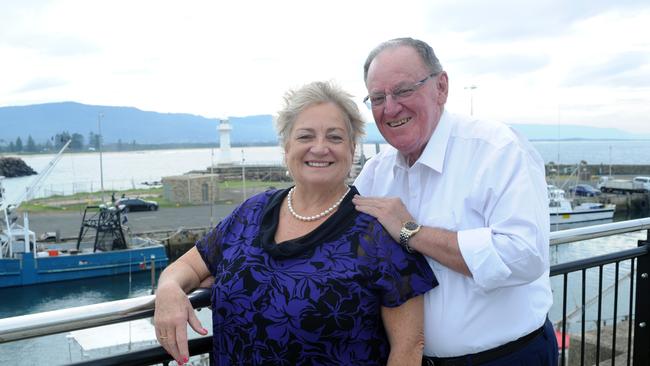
[363, 72, 438, 109]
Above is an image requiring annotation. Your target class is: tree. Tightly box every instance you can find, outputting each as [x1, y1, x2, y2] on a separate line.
[15, 137, 23, 152]
[70, 133, 84, 150]
[9, 141, 16, 152]
[117, 139, 123, 151]
[88, 131, 101, 150]
[26, 135, 37, 152]
[54, 131, 72, 149]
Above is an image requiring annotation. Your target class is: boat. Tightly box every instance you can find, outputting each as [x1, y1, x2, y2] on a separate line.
[0, 179, 168, 288]
[0, 143, 168, 288]
[548, 185, 615, 225]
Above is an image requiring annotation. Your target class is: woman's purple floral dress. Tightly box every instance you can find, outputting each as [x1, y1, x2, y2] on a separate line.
[196, 186, 437, 365]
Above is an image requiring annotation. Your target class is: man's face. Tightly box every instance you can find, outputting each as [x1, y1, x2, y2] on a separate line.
[365, 45, 448, 164]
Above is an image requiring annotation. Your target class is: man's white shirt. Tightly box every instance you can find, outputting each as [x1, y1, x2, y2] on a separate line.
[355, 110, 552, 357]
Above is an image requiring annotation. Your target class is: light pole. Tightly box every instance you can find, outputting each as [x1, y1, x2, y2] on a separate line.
[241, 149, 246, 202]
[464, 85, 477, 116]
[609, 145, 612, 177]
[97, 113, 105, 200]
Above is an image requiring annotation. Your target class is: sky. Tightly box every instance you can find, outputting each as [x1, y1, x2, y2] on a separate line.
[1, 0, 649, 134]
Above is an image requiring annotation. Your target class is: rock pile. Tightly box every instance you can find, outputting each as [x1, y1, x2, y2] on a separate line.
[0, 157, 37, 178]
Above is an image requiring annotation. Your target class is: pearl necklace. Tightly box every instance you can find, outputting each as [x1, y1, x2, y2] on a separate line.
[287, 186, 350, 222]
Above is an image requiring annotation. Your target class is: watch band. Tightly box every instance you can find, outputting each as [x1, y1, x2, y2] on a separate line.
[399, 221, 421, 253]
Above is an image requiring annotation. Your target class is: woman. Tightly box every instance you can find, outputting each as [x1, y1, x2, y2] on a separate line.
[153, 81, 437, 365]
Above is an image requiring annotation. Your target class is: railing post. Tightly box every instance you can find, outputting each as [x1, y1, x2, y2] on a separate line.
[633, 232, 650, 365]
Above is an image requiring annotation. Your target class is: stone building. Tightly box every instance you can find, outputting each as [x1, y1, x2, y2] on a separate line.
[162, 174, 220, 204]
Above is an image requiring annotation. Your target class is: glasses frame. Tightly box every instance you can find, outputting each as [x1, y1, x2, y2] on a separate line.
[363, 72, 438, 109]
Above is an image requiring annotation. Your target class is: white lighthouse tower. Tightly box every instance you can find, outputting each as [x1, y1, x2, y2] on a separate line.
[218, 118, 233, 165]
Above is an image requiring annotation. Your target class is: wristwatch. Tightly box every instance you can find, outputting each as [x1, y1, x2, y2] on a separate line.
[399, 221, 421, 253]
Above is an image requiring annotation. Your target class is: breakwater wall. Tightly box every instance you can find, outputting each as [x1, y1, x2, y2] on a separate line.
[548, 164, 650, 178]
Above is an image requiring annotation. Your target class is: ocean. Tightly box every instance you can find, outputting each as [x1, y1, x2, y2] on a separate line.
[2, 139, 650, 203]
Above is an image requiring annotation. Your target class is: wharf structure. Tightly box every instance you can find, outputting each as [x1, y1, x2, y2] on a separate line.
[161, 118, 292, 205]
[161, 117, 366, 204]
[546, 162, 650, 216]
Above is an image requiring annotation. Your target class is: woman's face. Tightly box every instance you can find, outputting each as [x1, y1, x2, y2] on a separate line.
[285, 102, 353, 190]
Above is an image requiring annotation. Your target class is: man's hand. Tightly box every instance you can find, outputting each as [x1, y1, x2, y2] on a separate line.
[352, 195, 413, 242]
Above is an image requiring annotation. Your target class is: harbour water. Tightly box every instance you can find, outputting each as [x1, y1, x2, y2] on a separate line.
[2, 139, 650, 203]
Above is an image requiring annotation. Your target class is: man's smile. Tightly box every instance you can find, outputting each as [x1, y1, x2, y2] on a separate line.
[387, 117, 411, 127]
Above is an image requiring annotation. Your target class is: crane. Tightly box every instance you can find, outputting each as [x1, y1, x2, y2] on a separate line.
[1, 140, 71, 259]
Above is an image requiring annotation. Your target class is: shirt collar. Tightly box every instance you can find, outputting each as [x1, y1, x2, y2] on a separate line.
[393, 109, 452, 174]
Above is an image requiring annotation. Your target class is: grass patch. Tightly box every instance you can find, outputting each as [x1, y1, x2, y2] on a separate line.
[18, 180, 292, 212]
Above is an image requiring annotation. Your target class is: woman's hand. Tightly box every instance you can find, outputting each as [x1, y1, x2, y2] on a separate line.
[154, 282, 208, 365]
[152, 247, 211, 365]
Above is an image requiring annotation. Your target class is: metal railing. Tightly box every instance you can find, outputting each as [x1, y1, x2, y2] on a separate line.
[549, 218, 650, 366]
[1, 218, 650, 365]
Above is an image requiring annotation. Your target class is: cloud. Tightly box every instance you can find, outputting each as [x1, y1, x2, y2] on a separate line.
[563, 51, 650, 87]
[450, 53, 550, 78]
[424, 0, 648, 42]
[0, 1, 99, 57]
[14, 78, 68, 93]
[3, 33, 100, 57]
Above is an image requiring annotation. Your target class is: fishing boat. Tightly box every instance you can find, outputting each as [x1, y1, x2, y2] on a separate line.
[0, 143, 167, 288]
[0, 179, 168, 288]
[548, 185, 615, 225]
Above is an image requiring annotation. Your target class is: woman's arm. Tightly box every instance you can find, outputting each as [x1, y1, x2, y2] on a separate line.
[154, 247, 212, 365]
[382, 295, 426, 366]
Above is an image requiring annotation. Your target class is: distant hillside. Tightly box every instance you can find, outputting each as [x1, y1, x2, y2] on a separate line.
[1, 102, 648, 146]
[508, 123, 650, 141]
[0, 102, 277, 145]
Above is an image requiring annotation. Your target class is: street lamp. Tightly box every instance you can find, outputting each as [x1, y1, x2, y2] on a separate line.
[464, 85, 477, 116]
[97, 113, 105, 200]
[241, 149, 246, 201]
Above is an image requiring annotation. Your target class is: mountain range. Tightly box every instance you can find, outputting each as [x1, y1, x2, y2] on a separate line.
[1, 102, 648, 145]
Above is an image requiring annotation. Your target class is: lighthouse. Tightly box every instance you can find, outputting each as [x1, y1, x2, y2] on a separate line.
[218, 118, 233, 165]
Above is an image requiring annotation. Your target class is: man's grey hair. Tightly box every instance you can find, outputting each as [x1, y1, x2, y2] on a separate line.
[363, 37, 443, 83]
[276, 81, 365, 151]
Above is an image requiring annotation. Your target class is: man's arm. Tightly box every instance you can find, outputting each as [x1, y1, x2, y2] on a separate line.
[352, 195, 471, 276]
[354, 141, 549, 290]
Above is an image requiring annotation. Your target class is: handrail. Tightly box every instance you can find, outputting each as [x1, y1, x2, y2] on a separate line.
[550, 217, 650, 245]
[0, 288, 211, 343]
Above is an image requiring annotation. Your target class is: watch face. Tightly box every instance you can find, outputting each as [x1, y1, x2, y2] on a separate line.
[404, 221, 418, 231]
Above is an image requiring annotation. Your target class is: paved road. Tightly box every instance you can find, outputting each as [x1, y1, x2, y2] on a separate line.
[24, 204, 239, 239]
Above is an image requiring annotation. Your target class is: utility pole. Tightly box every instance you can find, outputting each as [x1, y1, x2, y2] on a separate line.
[241, 149, 246, 202]
[464, 85, 477, 116]
[98, 113, 105, 202]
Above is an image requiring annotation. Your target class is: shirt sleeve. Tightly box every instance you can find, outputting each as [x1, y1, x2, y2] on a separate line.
[362, 218, 438, 307]
[195, 201, 251, 275]
[457, 137, 550, 291]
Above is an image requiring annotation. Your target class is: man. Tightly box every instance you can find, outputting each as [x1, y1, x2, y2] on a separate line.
[352, 37, 558, 365]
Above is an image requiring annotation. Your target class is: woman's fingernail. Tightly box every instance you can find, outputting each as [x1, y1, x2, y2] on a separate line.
[183, 356, 189, 363]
